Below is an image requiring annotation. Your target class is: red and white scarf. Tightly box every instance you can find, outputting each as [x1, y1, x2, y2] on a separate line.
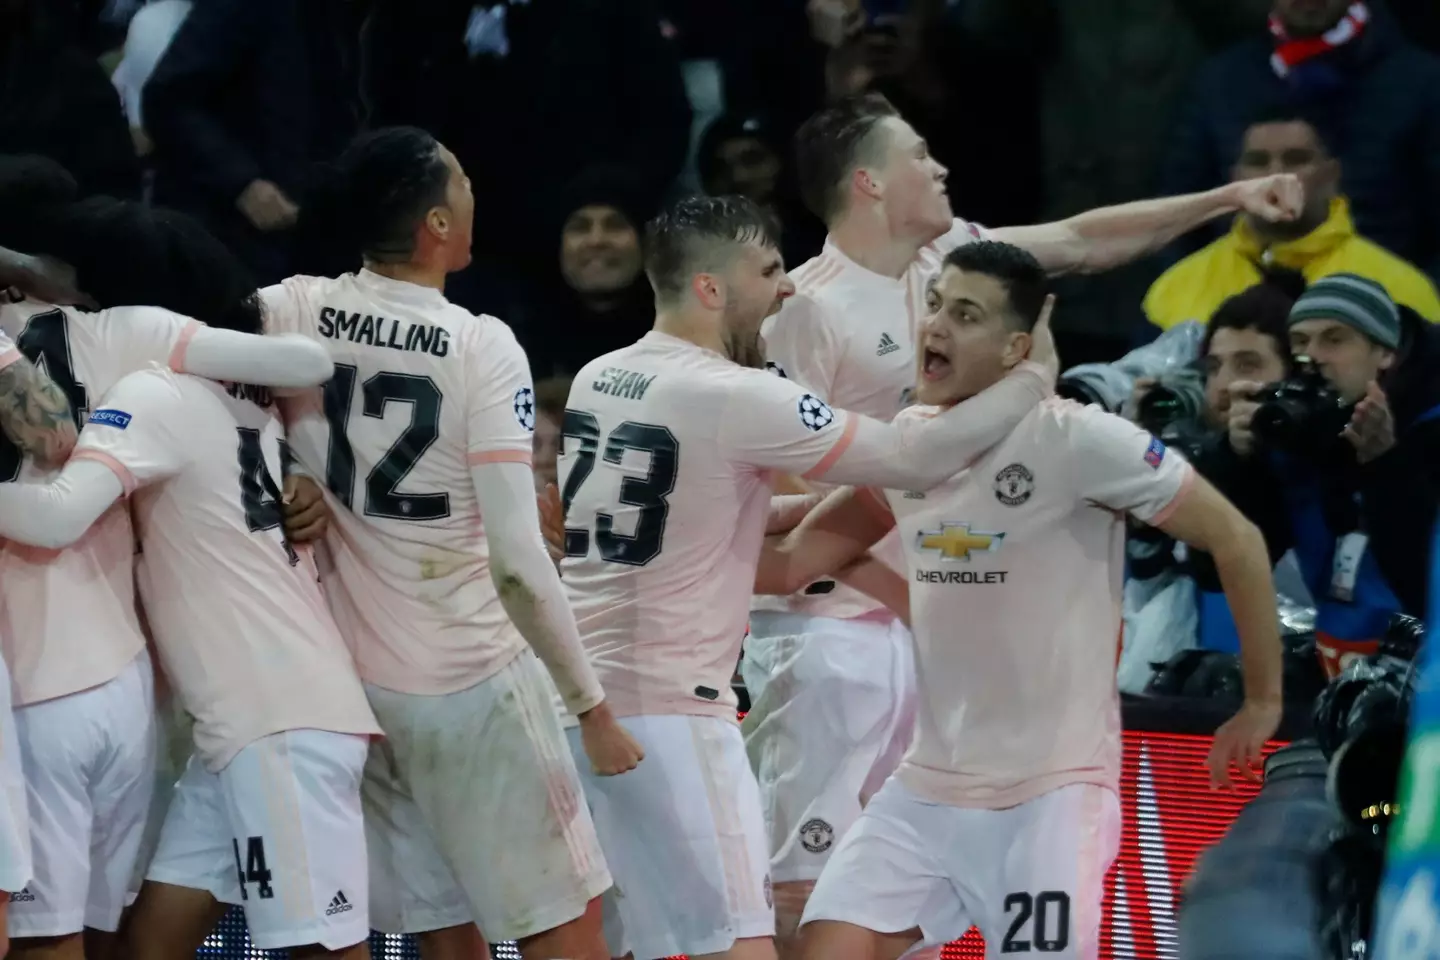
[1269, 1, 1370, 78]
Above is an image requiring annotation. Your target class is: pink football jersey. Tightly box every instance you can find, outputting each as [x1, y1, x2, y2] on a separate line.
[757, 218, 988, 620]
[560, 331, 878, 720]
[0, 301, 199, 705]
[72, 368, 379, 770]
[877, 399, 1194, 808]
[261, 271, 537, 695]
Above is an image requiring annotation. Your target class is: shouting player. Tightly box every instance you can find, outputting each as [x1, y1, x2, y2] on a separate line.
[745, 92, 1303, 949]
[755, 242, 1282, 960]
[0, 155, 348, 960]
[261, 127, 639, 960]
[550, 195, 1057, 960]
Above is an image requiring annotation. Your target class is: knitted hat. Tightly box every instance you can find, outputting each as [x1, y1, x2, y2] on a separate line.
[1288, 273, 1401, 349]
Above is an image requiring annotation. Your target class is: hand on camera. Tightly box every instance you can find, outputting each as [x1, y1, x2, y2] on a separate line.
[1341, 381, 1396, 464]
[1122, 377, 1156, 423]
[1225, 381, 1265, 457]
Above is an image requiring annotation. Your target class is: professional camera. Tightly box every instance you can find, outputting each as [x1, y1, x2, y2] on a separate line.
[1250, 357, 1352, 461]
[1134, 366, 1207, 436]
[1312, 620, 1422, 960]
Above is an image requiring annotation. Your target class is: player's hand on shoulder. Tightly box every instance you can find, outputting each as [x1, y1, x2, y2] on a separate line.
[282, 475, 330, 543]
[1026, 294, 1059, 382]
[1205, 697, 1281, 789]
[577, 701, 645, 776]
[538, 483, 566, 571]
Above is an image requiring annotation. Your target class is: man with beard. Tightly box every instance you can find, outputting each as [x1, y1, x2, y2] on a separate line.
[549, 194, 1059, 960]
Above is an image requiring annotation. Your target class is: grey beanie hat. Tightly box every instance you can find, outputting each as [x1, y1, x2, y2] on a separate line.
[1287, 273, 1401, 350]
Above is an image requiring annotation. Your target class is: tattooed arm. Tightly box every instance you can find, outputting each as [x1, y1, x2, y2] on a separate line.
[0, 351, 77, 468]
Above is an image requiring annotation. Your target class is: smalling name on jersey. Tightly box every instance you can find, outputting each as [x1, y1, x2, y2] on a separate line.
[914, 570, 1008, 585]
[590, 366, 657, 401]
[318, 307, 451, 357]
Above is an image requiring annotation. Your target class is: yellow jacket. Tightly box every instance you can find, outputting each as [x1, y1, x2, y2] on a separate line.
[1143, 196, 1440, 330]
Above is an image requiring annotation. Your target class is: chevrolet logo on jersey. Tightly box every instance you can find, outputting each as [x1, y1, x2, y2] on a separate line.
[916, 523, 1004, 561]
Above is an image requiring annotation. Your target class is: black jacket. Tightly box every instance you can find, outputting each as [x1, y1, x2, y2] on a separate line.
[1200, 308, 1440, 616]
[144, 0, 362, 282]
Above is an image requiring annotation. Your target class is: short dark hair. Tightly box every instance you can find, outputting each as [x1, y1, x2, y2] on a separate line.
[533, 375, 573, 420]
[304, 126, 451, 266]
[941, 242, 1048, 330]
[643, 195, 781, 305]
[1241, 103, 1334, 157]
[1201, 268, 1303, 371]
[793, 93, 900, 222]
[0, 155, 262, 333]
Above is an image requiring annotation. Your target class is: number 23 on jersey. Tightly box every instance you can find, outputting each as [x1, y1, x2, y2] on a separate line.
[560, 410, 678, 567]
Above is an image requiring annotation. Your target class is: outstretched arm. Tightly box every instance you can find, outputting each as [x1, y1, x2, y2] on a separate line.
[0, 349, 77, 468]
[0, 458, 124, 549]
[989, 174, 1304, 276]
[183, 329, 334, 389]
[0, 368, 190, 548]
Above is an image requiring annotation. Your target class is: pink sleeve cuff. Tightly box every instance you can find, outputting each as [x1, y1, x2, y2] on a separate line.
[801, 413, 858, 481]
[1147, 463, 1196, 528]
[467, 448, 533, 467]
[168, 320, 201, 373]
[0, 347, 20, 371]
[71, 449, 137, 496]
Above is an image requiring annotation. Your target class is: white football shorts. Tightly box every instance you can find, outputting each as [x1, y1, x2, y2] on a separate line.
[144, 728, 370, 951]
[11, 649, 155, 935]
[567, 713, 774, 959]
[363, 649, 610, 943]
[802, 779, 1120, 960]
[741, 611, 917, 882]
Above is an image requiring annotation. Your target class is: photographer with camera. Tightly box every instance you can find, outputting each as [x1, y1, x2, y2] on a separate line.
[1120, 274, 1303, 691]
[1217, 274, 1440, 676]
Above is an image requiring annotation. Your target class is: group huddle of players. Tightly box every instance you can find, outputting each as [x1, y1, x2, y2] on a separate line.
[0, 94, 1298, 960]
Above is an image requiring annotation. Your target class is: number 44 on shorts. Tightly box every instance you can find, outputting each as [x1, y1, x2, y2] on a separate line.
[232, 836, 275, 901]
[1002, 891, 1071, 953]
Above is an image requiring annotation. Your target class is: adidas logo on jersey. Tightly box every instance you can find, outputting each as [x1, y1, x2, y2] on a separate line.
[10, 887, 34, 902]
[876, 333, 901, 356]
[325, 891, 353, 915]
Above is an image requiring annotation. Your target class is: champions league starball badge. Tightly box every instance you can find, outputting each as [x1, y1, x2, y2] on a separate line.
[512, 386, 536, 432]
[797, 394, 835, 432]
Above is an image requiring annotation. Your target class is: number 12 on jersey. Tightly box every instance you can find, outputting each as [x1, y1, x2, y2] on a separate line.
[322, 363, 449, 522]
[560, 410, 678, 567]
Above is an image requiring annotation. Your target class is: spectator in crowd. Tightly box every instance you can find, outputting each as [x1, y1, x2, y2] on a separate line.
[0, 0, 141, 200]
[958, 0, 1269, 361]
[143, 0, 364, 285]
[1212, 274, 1440, 674]
[696, 110, 823, 266]
[109, 0, 191, 160]
[531, 375, 571, 495]
[518, 167, 658, 380]
[362, 0, 691, 274]
[1163, 0, 1440, 279]
[1127, 274, 1300, 658]
[1145, 106, 1440, 331]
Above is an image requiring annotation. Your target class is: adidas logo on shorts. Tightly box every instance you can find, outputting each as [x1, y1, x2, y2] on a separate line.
[876, 333, 901, 356]
[10, 887, 34, 903]
[325, 891, 353, 916]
